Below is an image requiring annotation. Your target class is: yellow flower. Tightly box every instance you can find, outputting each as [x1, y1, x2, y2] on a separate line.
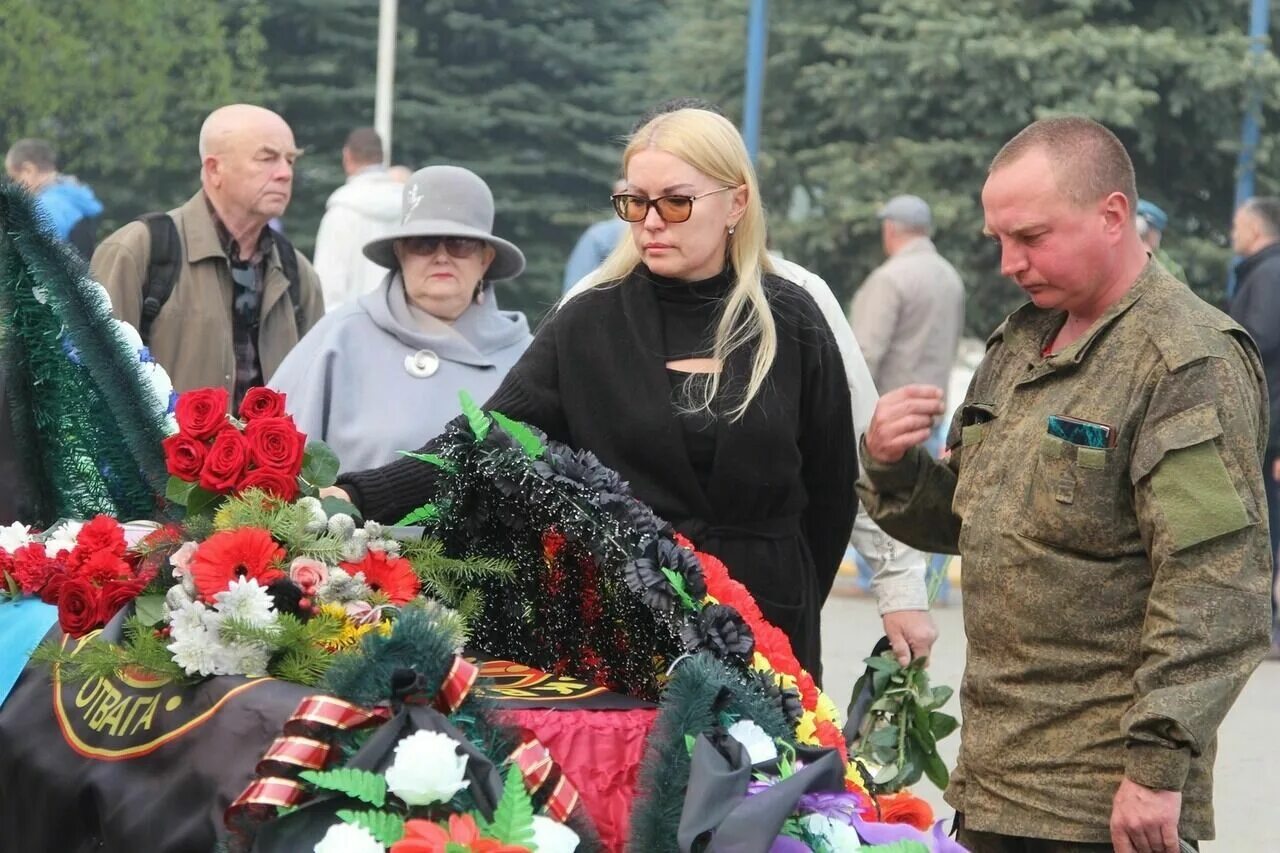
[844, 760, 868, 791]
[815, 692, 841, 725]
[795, 711, 818, 744]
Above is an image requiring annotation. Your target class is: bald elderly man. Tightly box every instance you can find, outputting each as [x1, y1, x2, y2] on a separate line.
[92, 104, 324, 409]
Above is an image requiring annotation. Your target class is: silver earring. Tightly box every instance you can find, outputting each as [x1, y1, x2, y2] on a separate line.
[728, 225, 736, 235]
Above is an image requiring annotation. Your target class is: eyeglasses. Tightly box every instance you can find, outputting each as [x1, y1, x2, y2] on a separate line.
[611, 186, 734, 224]
[399, 236, 486, 258]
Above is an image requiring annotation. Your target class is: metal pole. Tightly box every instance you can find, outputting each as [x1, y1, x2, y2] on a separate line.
[742, 0, 769, 163]
[374, 0, 399, 165]
[1229, 0, 1270, 300]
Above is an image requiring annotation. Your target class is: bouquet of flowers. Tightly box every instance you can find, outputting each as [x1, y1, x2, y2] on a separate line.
[162, 386, 341, 514]
[0, 516, 153, 637]
[307, 732, 581, 853]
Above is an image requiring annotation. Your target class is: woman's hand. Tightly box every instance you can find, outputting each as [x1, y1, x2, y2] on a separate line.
[320, 486, 351, 502]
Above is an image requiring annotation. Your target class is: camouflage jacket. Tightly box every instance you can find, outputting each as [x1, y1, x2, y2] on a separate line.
[857, 262, 1272, 842]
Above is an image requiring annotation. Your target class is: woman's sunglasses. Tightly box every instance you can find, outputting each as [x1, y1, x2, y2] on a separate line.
[399, 235, 486, 258]
[611, 186, 734, 224]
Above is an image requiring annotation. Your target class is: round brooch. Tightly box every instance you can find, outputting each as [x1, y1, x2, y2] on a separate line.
[404, 349, 441, 378]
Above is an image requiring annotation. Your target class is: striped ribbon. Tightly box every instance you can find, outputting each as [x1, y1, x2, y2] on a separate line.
[511, 734, 580, 821]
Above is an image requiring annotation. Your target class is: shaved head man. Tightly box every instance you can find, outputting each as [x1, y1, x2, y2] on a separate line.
[90, 104, 323, 409]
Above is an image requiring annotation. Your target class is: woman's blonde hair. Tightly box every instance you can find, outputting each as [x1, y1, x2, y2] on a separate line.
[591, 108, 776, 422]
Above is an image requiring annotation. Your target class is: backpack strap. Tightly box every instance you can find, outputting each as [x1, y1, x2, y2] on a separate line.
[272, 231, 304, 334]
[138, 213, 180, 347]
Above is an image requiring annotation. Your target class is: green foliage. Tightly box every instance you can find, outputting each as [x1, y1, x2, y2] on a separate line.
[335, 808, 405, 846]
[479, 765, 536, 845]
[399, 536, 514, 614]
[660, 567, 698, 612]
[300, 441, 340, 490]
[398, 450, 458, 474]
[460, 391, 491, 441]
[852, 652, 957, 792]
[32, 616, 187, 684]
[490, 412, 545, 460]
[656, 0, 1280, 335]
[397, 504, 440, 527]
[0, 0, 266, 233]
[629, 652, 793, 852]
[298, 767, 387, 808]
[212, 489, 346, 561]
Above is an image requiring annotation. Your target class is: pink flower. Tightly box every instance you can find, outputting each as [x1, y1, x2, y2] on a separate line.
[170, 541, 200, 576]
[289, 557, 329, 593]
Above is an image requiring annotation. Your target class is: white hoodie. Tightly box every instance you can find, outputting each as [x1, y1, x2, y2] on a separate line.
[312, 167, 403, 310]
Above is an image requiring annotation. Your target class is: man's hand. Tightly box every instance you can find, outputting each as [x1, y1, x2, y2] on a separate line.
[1271, 457, 1280, 481]
[1110, 777, 1182, 853]
[882, 610, 938, 666]
[865, 385, 946, 465]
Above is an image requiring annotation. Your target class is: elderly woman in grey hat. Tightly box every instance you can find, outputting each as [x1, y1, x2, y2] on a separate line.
[271, 165, 531, 471]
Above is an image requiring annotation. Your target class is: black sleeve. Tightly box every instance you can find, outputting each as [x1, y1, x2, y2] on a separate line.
[1231, 266, 1280, 446]
[795, 301, 859, 601]
[337, 309, 568, 523]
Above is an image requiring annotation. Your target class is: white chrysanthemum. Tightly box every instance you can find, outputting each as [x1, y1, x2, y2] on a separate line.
[165, 584, 195, 613]
[213, 578, 277, 628]
[727, 719, 779, 766]
[0, 522, 33, 553]
[384, 730, 470, 806]
[44, 520, 84, 557]
[215, 642, 272, 678]
[168, 630, 221, 677]
[167, 599, 215, 635]
[531, 816, 581, 853]
[313, 821, 384, 853]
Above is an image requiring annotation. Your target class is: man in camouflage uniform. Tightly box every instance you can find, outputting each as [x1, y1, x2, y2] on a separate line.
[857, 117, 1272, 853]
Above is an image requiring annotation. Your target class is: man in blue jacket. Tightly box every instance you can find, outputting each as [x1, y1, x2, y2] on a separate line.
[5, 138, 103, 259]
[1228, 194, 1280, 658]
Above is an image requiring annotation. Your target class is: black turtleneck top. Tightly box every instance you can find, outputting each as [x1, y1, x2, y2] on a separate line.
[650, 268, 734, 492]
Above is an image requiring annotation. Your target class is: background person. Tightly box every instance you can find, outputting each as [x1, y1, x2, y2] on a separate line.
[4, 138, 103, 259]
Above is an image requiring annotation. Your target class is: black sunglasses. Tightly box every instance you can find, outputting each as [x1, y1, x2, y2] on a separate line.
[399, 235, 486, 258]
[611, 186, 734, 223]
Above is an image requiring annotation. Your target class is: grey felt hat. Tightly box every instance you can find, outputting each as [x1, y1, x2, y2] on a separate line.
[363, 165, 526, 280]
[877, 194, 933, 231]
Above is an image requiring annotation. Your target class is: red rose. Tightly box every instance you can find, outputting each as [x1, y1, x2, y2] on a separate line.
[244, 416, 306, 475]
[13, 543, 58, 595]
[239, 387, 288, 421]
[39, 568, 69, 604]
[240, 467, 299, 501]
[162, 433, 208, 482]
[58, 576, 104, 637]
[100, 578, 148, 622]
[174, 387, 230, 440]
[199, 427, 251, 494]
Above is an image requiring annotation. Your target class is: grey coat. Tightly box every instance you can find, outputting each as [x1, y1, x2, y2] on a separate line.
[270, 275, 531, 471]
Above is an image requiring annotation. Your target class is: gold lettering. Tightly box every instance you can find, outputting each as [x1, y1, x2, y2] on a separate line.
[86, 680, 123, 731]
[130, 695, 159, 735]
[75, 676, 105, 709]
[99, 694, 131, 736]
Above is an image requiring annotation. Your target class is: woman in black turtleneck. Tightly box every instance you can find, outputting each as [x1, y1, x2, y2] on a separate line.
[334, 109, 856, 682]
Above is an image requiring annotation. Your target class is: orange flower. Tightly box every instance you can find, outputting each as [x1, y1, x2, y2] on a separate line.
[878, 791, 935, 831]
[390, 816, 531, 853]
[188, 528, 285, 603]
[340, 549, 420, 605]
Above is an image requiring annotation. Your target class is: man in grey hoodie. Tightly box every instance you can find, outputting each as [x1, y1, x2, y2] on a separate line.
[312, 127, 404, 310]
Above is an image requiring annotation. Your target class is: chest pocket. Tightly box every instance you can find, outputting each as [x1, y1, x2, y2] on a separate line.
[950, 403, 997, 518]
[1018, 433, 1137, 557]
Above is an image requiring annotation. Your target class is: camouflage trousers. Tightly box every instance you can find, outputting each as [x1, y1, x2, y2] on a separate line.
[955, 816, 1198, 853]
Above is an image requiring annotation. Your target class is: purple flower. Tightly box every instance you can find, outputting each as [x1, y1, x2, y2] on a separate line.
[849, 812, 969, 852]
[796, 789, 872, 821]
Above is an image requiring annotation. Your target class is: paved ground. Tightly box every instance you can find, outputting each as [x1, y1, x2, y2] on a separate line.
[820, 593, 1280, 851]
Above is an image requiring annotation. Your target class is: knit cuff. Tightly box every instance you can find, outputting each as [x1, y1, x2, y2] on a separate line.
[1125, 742, 1191, 791]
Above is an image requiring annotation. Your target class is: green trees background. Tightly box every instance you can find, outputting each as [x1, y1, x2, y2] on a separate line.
[3, 0, 1279, 333]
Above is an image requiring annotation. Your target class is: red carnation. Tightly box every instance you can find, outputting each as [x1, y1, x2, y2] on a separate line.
[188, 528, 286, 603]
[340, 549, 420, 605]
[174, 387, 230, 440]
[100, 578, 149, 622]
[13, 543, 58, 595]
[58, 575, 104, 637]
[239, 387, 288, 422]
[77, 549, 134, 586]
[240, 467, 300, 501]
[244, 416, 306, 475]
[0, 549, 12, 585]
[162, 433, 208, 482]
[199, 427, 251, 494]
[66, 516, 128, 573]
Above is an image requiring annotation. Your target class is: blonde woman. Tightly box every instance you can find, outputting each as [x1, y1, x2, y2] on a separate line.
[333, 109, 855, 680]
